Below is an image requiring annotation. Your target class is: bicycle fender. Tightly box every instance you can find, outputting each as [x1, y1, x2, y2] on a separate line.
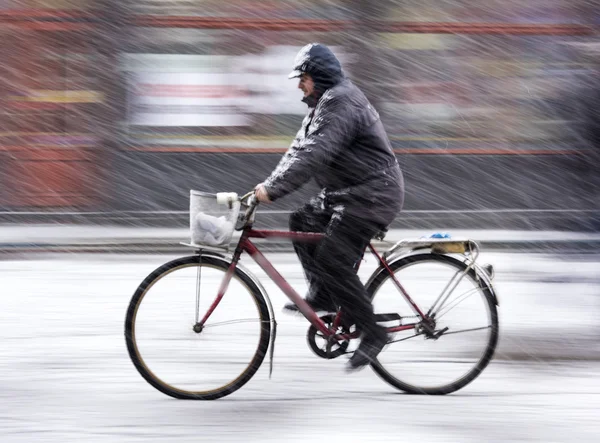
[192, 249, 279, 376]
[470, 261, 500, 306]
[192, 250, 228, 260]
[235, 261, 278, 378]
[236, 261, 277, 324]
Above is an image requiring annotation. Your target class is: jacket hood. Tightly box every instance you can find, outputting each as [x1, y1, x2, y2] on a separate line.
[289, 43, 345, 103]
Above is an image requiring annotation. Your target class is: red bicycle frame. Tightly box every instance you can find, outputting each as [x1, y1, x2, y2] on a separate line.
[199, 227, 429, 340]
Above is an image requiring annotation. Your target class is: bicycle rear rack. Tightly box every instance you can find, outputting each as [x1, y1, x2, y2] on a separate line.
[383, 237, 495, 283]
[383, 238, 479, 261]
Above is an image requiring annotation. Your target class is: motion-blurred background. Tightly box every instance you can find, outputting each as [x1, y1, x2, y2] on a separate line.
[0, 0, 599, 230]
[1, 4, 600, 442]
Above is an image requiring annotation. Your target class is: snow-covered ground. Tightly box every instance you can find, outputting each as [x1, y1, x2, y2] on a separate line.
[1, 251, 598, 442]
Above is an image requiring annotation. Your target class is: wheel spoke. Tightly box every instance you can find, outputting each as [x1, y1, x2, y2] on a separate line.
[195, 258, 202, 324]
[437, 325, 491, 336]
[435, 287, 481, 319]
[388, 333, 423, 344]
[203, 318, 266, 328]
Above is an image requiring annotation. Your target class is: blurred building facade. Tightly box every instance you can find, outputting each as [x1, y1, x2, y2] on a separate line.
[0, 1, 598, 229]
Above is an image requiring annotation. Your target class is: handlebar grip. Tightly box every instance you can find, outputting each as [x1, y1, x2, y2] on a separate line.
[216, 192, 239, 205]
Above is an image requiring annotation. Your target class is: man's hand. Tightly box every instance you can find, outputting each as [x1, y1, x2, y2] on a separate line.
[254, 183, 272, 203]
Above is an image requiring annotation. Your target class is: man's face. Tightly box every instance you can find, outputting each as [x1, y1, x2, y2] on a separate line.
[298, 73, 314, 97]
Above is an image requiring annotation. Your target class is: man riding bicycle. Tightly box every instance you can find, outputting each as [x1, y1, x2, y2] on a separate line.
[255, 43, 405, 371]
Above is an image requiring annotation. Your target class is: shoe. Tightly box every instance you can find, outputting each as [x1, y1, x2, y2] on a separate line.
[283, 297, 337, 314]
[346, 326, 388, 372]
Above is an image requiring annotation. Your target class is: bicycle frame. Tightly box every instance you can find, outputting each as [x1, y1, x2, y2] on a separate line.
[198, 226, 431, 340]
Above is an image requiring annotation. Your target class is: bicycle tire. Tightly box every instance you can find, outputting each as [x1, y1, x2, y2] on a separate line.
[366, 253, 499, 395]
[125, 254, 271, 400]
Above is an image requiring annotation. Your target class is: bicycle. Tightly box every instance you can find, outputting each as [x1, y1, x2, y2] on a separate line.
[125, 191, 499, 400]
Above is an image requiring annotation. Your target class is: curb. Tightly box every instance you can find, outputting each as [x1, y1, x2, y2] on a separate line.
[2, 238, 600, 254]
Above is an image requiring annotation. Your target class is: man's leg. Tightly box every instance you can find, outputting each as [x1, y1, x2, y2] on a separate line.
[312, 210, 388, 369]
[286, 202, 336, 311]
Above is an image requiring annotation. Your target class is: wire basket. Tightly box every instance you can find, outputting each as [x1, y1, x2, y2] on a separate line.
[190, 190, 240, 248]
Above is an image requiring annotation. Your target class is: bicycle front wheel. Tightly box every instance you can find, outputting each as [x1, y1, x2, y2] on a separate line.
[125, 255, 271, 400]
[367, 253, 499, 395]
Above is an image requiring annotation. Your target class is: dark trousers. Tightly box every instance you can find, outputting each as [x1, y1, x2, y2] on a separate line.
[289, 202, 384, 334]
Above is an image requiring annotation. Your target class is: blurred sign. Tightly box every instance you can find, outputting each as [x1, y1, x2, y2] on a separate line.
[124, 47, 351, 126]
[129, 72, 248, 126]
[126, 55, 248, 127]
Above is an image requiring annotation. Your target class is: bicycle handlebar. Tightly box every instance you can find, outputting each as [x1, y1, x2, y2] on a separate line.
[239, 191, 255, 202]
[240, 191, 260, 227]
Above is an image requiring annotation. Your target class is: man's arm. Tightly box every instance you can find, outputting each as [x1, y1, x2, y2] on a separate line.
[263, 93, 355, 201]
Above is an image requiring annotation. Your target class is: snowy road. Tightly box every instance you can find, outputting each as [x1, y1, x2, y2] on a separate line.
[1, 252, 599, 442]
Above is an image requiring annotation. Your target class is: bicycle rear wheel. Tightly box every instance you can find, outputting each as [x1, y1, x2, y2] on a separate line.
[125, 255, 271, 400]
[366, 253, 499, 395]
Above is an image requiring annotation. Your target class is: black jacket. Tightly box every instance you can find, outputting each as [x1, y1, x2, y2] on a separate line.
[264, 49, 404, 227]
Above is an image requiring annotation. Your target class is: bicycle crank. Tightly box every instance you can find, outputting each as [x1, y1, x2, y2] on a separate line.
[306, 314, 354, 359]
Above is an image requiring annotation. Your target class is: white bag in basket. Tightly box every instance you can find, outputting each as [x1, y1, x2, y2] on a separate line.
[192, 212, 234, 246]
[190, 190, 239, 247]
